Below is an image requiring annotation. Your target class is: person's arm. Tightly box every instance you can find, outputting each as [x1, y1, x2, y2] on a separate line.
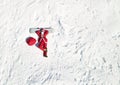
[35, 30, 40, 36]
[44, 30, 49, 37]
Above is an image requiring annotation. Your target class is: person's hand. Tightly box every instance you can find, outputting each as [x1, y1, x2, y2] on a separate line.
[37, 27, 40, 29]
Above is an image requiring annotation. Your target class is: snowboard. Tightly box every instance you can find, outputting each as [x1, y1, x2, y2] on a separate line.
[29, 27, 54, 33]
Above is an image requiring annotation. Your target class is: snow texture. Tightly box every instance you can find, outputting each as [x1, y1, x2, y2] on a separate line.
[0, 0, 120, 85]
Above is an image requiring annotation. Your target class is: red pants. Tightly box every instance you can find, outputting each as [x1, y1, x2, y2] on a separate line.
[37, 39, 47, 57]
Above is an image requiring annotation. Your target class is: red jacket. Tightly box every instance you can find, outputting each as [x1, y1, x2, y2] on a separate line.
[35, 29, 49, 43]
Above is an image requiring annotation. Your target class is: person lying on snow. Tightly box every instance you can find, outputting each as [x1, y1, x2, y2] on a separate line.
[35, 28, 49, 57]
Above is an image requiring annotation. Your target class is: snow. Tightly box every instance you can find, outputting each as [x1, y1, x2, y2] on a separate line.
[0, 0, 120, 85]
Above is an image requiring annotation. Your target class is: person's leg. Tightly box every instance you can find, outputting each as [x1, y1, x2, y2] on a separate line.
[37, 40, 48, 57]
[38, 41, 44, 51]
[43, 43, 47, 57]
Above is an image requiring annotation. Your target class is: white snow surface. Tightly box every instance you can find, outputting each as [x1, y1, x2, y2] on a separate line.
[0, 0, 120, 85]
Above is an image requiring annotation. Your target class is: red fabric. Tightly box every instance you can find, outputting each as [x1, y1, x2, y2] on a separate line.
[26, 37, 36, 46]
[35, 29, 49, 57]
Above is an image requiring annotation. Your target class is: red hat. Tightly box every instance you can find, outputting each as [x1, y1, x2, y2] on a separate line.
[26, 37, 36, 46]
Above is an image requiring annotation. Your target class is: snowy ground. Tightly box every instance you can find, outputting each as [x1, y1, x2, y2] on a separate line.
[0, 0, 120, 85]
